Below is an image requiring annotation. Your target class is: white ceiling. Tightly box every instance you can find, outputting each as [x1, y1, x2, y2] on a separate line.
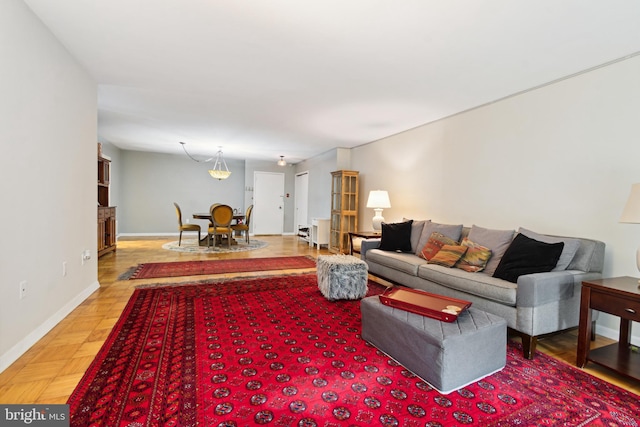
[24, 0, 640, 163]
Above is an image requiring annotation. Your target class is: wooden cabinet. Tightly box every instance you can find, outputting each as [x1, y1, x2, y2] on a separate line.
[329, 170, 359, 254]
[98, 154, 116, 257]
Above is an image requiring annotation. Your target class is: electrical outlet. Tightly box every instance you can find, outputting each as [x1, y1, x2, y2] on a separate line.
[62, 261, 67, 277]
[19, 281, 27, 299]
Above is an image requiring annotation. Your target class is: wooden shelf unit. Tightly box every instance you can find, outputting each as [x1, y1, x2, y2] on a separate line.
[98, 154, 116, 257]
[329, 170, 359, 254]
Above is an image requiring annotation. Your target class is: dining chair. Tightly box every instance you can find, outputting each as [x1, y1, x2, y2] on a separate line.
[208, 204, 234, 249]
[173, 202, 201, 246]
[231, 204, 253, 244]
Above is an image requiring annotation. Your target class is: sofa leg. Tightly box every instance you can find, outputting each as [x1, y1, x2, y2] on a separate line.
[521, 333, 537, 359]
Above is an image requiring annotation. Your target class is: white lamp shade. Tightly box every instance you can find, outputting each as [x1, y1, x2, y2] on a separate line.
[620, 183, 640, 282]
[620, 183, 640, 223]
[366, 190, 391, 209]
[367, 190, 390, 231]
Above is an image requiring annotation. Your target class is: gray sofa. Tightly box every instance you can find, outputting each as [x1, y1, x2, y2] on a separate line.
[360, 221, 605, 359]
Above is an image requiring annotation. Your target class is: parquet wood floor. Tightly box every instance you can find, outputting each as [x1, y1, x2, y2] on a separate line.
[0, 235, 637, 405]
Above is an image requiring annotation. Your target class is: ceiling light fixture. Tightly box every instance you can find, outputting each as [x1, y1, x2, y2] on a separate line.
[179, 142, 231, 180]
[208, 148, 232, 180]
[277, 156, 287, 166]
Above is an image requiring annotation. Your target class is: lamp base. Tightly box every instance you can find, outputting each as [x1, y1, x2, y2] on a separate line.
[372, 209, 385, 231]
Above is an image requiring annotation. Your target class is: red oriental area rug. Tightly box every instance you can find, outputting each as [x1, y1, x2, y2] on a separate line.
[68, 274, 640, 426]
[121, 256, 316, 279]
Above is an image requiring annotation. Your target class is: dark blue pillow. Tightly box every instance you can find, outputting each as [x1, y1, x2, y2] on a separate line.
[379, 220, 413, 252]
[493, 233, 564, 283]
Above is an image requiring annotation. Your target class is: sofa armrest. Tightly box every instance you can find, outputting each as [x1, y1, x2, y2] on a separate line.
[360, 238, 381, 260]
[516, 270, 602, 307]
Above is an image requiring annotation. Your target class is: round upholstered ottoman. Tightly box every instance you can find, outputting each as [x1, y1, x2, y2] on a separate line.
[316, 254, 368, 300]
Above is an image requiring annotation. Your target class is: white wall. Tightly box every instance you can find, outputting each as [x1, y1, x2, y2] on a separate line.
[118, 150, 246, 234]
[0, 1, 98, 371]
[352, 54, 640, 342]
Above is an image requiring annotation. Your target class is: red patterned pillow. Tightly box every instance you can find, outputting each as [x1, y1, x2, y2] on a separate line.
[420, 232, 458, 260]
[455, 238, 493, 273]
[427, 244, 468, 267]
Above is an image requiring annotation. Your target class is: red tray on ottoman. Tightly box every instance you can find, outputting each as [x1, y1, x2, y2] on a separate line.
[379, 287, 472, 322]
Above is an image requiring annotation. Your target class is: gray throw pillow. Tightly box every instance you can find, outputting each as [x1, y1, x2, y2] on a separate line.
[517, 227, 580, 271]
[403, 218, 428, 254]
[467, 225, 515, 276]
[415, 221, 463, 256]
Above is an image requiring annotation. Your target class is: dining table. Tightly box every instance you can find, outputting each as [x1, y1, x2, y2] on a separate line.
[192, 212, 246, 246]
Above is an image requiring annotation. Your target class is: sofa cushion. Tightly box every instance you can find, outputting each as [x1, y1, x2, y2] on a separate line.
[493, 233, 564, 283]
[418, 264, 517, 306]
[404, 218, 428, 253]
[367, 249, 427, 276]
[415, 221, 463, 256]
[420, 232, 458, 260]
[427, 244, 467, 267]
[379, 220, 413, 252]
[455, 238, 493, 272]
[518, 227, 580, 271]
[467, 225, 515, 276]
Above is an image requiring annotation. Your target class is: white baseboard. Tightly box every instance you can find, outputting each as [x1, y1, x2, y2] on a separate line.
[0, 281, 100, 374]
[117, 232, 178, 237]
[596, 323, 640, 347]
[117, 232, 294, 237]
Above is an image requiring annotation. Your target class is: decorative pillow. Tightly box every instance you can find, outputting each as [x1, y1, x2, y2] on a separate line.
[467, 225, 515, 276]
[415, 221, 463, 256]
[428, 244, 468, 267]
[420, 232, 458, 260]
[517, 227, 580, 271]
[403, 218, 428, 254]
[493, 233, 564, 283]
[455, 238, 492, 272]
[379, 220, 414, 252]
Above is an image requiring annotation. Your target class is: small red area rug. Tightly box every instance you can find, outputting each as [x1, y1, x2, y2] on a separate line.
[120, 256, 316, 280]
[68, 274, 639, 426]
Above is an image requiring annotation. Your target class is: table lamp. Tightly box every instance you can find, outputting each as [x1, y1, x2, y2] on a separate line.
[366, 190, 391, 231]
[620, 183, 640, 284]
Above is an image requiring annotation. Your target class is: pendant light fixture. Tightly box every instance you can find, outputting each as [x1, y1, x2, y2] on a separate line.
[277, 156, 287, 166]
[179, 142, 231, 180]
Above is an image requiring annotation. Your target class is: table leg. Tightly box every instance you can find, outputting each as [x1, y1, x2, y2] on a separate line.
[576, 286, 592, 368]
[619, 318, 631, 349]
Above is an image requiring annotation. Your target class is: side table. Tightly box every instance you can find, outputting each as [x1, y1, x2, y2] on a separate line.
[348, 231, 381, 255]
[577, 276, 640, 381]
[310, 218, 330, 249]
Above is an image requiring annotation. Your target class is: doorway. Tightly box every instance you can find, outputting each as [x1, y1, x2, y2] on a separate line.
[252, 171, 285, 235]
[295, 171, 309, 234]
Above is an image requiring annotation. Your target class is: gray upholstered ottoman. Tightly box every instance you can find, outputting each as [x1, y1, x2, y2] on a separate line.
[317, 254, 368, 300]
[361, 295, 506, 394]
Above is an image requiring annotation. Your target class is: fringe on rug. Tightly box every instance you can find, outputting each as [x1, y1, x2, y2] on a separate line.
[118, 266, 141, 281]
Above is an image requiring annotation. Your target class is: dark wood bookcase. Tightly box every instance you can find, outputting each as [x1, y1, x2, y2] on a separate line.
[98, 154, 116, 257]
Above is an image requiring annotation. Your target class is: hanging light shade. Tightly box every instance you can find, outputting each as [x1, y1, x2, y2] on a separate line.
[208, 148, 232, 180]
[277, 156, 287, 166]
[179, 142, 232, 180]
